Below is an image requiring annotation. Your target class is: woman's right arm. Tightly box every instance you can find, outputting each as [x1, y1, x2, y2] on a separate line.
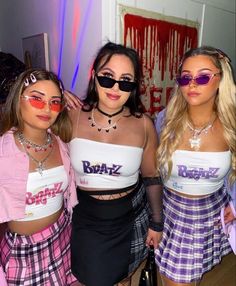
[140, 115, 163, 249]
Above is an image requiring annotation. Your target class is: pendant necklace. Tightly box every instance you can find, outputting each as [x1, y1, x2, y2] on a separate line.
[17, 131, 52, 151]
[88, 106, 124, 133]
[16, 132, 54, 175]
[187, 115, 216, 151]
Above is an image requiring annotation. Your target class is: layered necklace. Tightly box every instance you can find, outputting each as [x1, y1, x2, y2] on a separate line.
[16, 131, 54, 175]
[17, 131, 52, 151]
[88, 106, 124, 133]
[187, 114, 216, 151]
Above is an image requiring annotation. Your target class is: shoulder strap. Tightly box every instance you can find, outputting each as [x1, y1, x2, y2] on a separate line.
[71, 108, 82, 138]
[142, 114, 147, 149]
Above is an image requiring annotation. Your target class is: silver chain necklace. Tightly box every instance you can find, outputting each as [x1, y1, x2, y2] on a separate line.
[16, 132, 54, 175]
[187, 116, 216, 151]
[17, 131, 52, 152]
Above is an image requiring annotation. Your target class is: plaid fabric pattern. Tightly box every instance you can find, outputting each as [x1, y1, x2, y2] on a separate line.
[129, 183, 149, 272]
[155, 187, 232, 283]
[0, 210, 77, 286]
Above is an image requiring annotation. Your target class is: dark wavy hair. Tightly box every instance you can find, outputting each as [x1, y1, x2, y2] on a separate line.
[0, 68, 72, 142]
[83, 41, 143, 115]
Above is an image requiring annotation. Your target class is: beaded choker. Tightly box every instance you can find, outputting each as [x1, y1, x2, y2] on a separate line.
[96, 106, 124, 124]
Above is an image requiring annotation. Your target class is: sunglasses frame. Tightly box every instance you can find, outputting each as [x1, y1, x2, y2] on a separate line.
[21, 94, 64, 112]
[95, 75, 137, 92]
[176, 72, 221, 86]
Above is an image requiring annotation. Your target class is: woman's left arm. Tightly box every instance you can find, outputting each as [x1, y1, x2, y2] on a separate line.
[140, 115, 163, 249]
[224, 204, 236, 224]
[224, 177, 236, 223]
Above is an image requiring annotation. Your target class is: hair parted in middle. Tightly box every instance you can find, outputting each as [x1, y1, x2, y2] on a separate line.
[0, 68, 72, 142]
[82, 41, 144, 116]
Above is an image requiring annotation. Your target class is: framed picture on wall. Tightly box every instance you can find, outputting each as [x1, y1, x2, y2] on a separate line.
[119, 5, 199, 118]
[22, 33, 49, 70]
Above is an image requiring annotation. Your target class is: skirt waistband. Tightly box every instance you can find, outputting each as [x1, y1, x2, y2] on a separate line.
[77, 180, 141, 196]
[6, 209, 70, 244]
[164, 187, 227, 206]
[73, 181, 145, 226]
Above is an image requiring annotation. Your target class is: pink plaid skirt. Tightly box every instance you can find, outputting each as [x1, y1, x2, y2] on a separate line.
[0, 209, 77, 286]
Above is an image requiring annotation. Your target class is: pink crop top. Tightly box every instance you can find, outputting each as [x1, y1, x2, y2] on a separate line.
[164, 150, 231, 195]
[69, 138, 143, 189]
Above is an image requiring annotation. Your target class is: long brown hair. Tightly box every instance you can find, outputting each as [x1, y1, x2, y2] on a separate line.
[0, 68, 72, 142]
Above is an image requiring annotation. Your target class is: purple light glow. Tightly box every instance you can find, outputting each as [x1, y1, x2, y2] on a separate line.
[71, 0, 94, 90]
[57, 0, 67, 78]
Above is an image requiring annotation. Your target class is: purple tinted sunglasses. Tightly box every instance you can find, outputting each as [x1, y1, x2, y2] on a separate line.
[176, 73, 221, 86]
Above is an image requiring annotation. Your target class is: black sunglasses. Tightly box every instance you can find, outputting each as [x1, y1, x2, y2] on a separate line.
[95, 75, 137, 92]
[176, 73, 221, 86]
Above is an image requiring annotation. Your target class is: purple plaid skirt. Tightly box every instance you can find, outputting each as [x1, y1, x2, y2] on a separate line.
[155, 187, 232, 283]
[0, 209, 77, 286]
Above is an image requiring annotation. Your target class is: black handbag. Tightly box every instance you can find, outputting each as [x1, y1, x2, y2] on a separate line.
[139, 245, 157, 286]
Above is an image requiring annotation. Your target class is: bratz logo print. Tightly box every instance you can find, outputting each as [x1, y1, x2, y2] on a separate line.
[177, 165, 219, 180]
[82, 160, 122, 176]
[26, 182, 63, 205]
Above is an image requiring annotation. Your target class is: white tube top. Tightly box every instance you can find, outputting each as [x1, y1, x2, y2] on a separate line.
[16, 166, 68, 221]
[69, 138, 143, 189]
[164, 150, 231, 195]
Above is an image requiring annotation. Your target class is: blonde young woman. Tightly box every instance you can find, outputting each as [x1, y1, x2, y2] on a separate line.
[155, 46, 236, 286]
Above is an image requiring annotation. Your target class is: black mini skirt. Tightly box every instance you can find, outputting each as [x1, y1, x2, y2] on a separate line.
[71, 180, 149, 286]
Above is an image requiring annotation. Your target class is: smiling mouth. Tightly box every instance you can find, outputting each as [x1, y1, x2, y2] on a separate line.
[106, 93, 120, 100]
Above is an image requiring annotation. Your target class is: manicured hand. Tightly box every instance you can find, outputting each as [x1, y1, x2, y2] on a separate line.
[64, 90, 83, 110]
[146, 228, 162, 249]
[224, 204, 236, 224]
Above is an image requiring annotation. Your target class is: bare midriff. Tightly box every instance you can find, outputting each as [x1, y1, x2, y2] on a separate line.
[168, 188, 210, 198]
[8, 206, 63, 235]
[79, 186, 134, 200]
[91, 190, 134, 200]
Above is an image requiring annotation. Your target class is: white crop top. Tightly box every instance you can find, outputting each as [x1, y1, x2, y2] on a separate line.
[16, 166, 68, 221]
[164, 150, 231, 195]
[69, 138, 143, 189]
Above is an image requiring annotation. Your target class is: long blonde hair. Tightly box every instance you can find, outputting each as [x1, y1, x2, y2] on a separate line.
[157, 46, 236, 184]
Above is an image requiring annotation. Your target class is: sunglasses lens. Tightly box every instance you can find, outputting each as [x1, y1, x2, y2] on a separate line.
[195, 74, 211, 85]
[176, 75, 193, 86]
[27, 97, 62, 112]
[176, 74, 212, 86]
[119, 81, 137, 92]
[96, 76, 115, 88]
[50, 100, 63, 112]
[28, 98, 45, 109]
[96, 75, 136, 92]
